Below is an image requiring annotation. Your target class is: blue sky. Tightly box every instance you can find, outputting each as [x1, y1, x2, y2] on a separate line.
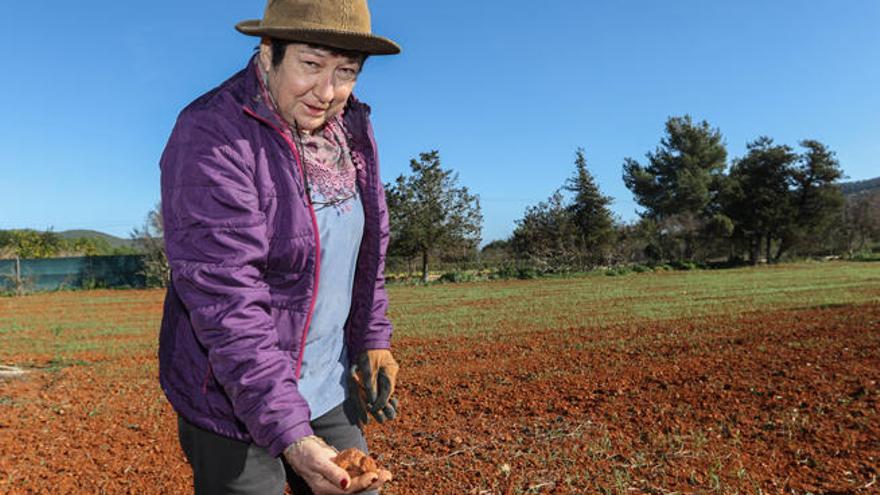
[1, 1, 878, 244]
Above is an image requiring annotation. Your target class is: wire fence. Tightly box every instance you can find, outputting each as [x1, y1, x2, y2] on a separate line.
[0, 254, 527, 293]
[0, 255, 146, 294]
[0, 254, 548, 294]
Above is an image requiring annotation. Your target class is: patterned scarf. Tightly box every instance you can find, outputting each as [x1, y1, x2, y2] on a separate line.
[298, 117, 359, 210]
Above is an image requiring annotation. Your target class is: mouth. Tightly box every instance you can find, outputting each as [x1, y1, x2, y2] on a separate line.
[303, 102, 328, 116]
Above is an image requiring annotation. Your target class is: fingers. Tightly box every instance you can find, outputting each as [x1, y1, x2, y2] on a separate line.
[378, 468, 393, 483]
[309, 457, 350, 494]
[372, 369, 393, 413]
[285, 437, 350, 495]
[286, 438, 394, 494]
[363, 469, 393, 492]
[347, 471, 381, 493]
[347, 366, 370, 427]
[348, 468, 392, 493]
[378, 355, 399, 400]
[356, 351, 401, 424]
[370, 396, 400, 424]
[383, 397, 399, 421]
[357, 354, 378, 404]
[302, 474, 349, 495]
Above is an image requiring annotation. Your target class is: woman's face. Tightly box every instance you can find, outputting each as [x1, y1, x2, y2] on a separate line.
[259, 42, 362, 133]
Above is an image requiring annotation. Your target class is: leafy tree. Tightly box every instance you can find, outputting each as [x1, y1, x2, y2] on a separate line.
[722, 137, 798, 263]
[612, 219, 661, 265]
[622, 115, 728, 260]
[840, 190, 880, 253]
[385, 150, 482, 282]
[511, 149, 617, 271]
[702, 213, 736, 260]
[131, 202, 169, 288]
[0, 228, 64, 259]
[564, 148, 616, 264]
[60, 236, 113, 256]
[775, 140, 844, 258]
[511, 190, 579, 270]
[479, 239, 513, 265]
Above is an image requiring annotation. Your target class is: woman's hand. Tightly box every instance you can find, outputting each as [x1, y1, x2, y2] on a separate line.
[284, 436, 350, 494]
[284, 436, 391, 494]
[352, 468, 393, 493]
[349, 350, 400, 426]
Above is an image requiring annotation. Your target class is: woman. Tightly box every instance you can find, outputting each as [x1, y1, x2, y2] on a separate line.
[157, 1, 401, 493]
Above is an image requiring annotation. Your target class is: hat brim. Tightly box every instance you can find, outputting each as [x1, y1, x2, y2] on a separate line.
[236, 20, 400, 55]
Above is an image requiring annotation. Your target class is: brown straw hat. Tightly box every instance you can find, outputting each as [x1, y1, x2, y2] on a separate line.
[236, 0, 400, 55]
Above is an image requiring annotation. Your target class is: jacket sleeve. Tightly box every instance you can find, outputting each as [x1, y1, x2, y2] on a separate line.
[160, 111, 312, 457]
[358, 118, 395, 352]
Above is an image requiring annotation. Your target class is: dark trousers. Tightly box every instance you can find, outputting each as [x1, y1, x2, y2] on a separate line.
[178, 400, 373, 495]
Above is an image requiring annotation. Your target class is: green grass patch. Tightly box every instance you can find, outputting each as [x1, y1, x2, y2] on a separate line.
[387, 261, 880, 338]
[0, 261, 877, 360]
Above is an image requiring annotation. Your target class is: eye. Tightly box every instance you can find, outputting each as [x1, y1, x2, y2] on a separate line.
[299, 57, 323, 71]
[337, 67, 358, 81]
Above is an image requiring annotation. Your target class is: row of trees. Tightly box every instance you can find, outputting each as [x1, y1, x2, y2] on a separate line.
[622, 116, 846, 264]
[7, 117, 879, 286]
[492, 115, 877, 270]
[377, 117, 875, 276]
[0, 229, 138, 259]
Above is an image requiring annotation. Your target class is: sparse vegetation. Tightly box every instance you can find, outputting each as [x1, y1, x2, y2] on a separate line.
[0, 262, 877, 492]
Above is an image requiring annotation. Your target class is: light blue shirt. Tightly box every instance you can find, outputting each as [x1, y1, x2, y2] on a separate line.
[297, 190, 365, 420]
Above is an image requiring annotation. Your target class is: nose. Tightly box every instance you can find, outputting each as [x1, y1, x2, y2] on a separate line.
[313, 71, 335, 104]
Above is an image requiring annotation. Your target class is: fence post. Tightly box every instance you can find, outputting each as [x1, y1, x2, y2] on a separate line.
[14, 255, 22, 296]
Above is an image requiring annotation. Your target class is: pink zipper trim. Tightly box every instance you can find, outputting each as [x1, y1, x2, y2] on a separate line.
[243, 105, 321, 380]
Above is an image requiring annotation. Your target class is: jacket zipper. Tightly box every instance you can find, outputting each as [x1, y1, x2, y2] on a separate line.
[242, 105, 321, 380]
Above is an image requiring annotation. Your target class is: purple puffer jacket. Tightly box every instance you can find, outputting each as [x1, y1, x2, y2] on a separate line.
[158, 56, 393, 458]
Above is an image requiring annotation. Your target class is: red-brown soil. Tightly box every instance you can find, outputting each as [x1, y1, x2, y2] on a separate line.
[334, 448, 380, 477]
[1, 303, 878, 493]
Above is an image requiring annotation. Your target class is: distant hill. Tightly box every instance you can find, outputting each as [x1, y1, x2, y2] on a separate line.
[57, 229, 135, 249]
[840, 176, 880, 197]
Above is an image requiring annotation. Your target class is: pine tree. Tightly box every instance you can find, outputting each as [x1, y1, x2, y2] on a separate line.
[622, 115, 728, 260]
[512, 148, 617, 270]
[775, 140, 844, 258]
[563, 148, 616, 265]
[511, 190, 579, 270]
[722, 137, 797, 264]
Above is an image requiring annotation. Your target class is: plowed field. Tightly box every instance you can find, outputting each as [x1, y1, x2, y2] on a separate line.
[1, 262, 878, 493]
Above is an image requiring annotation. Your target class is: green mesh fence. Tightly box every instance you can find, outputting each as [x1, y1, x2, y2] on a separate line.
[0, 255, 146, 292]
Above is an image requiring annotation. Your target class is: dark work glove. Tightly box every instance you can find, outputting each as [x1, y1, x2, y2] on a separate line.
[348, 350, 399, 426]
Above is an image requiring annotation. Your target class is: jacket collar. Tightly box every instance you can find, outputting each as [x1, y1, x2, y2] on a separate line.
[242, 54, 287, 131]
